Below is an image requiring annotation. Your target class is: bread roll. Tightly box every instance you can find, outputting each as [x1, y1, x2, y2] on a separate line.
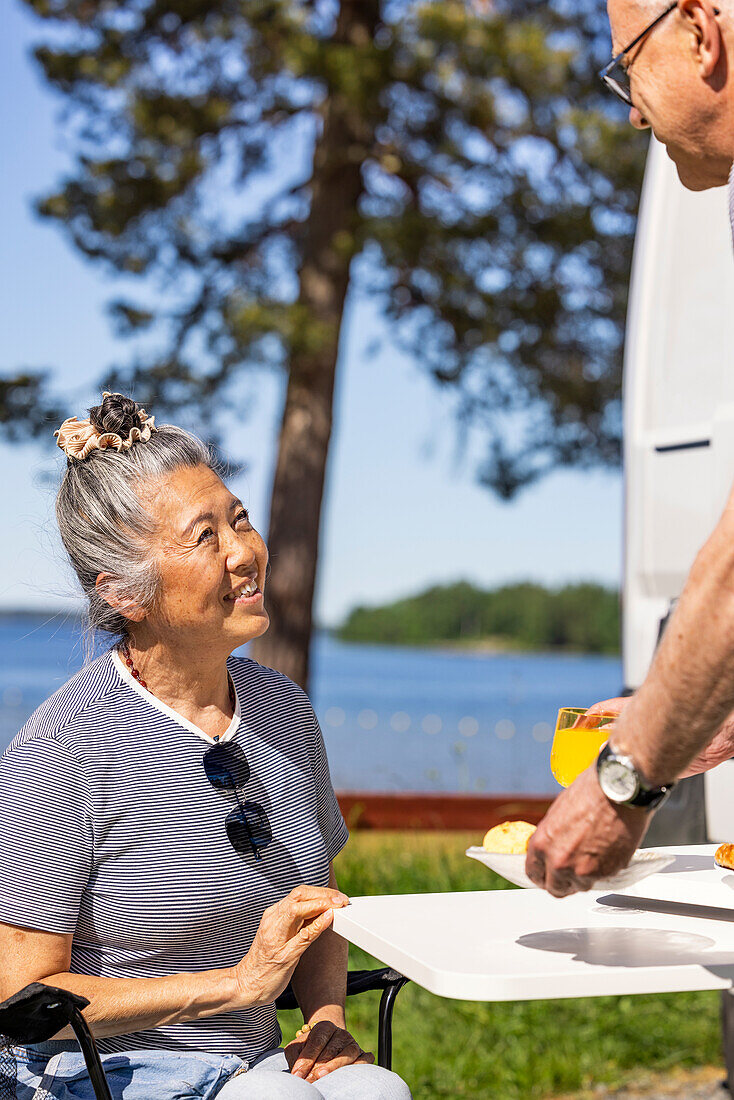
[482, 820, 537, 855]
[715, 843, 734, 870]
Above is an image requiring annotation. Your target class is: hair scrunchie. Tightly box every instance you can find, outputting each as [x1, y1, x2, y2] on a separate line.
[54, 392, 156, 461]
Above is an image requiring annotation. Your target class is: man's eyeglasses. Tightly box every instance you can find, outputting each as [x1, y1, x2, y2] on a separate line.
[599, 1, 678, 105]
[203, 742, 272, 861]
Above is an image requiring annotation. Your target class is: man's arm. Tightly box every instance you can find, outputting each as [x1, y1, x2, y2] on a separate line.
[527, 493, 734, 896]
[583, 696, 734, 777]
[612, 504, 734, 783]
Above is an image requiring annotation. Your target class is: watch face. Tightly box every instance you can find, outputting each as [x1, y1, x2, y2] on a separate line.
[600, 759, 639, 803]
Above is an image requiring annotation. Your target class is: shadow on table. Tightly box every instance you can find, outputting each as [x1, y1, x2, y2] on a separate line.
[656, 854, 721, 874]
[516, 927, 733, 967]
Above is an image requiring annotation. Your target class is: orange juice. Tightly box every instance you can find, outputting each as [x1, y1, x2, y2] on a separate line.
[550, 726, 608, 787]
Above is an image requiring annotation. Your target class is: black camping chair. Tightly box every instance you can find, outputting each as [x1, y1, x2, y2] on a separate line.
[0, 971, 409, 1100]
[276, 969, 409, 1071]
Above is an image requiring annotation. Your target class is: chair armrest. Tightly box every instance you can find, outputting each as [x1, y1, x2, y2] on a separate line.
[0, 983, 89, 1044]
[275, 968, 406, 1012]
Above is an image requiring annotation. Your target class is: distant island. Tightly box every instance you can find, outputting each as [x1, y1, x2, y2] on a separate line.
[1, 583, 621, 656]
[0, 607, 81, 622]
[336, 581, 620, 655]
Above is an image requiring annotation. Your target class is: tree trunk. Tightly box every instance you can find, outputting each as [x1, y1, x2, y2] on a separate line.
[250, 0, 380, 690]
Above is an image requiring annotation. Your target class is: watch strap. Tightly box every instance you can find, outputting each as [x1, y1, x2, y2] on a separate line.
[597, 743, 676, 810]
[626, 783, 674, 810]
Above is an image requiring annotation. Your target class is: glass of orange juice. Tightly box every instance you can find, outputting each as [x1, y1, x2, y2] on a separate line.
[550, 707, 617, 788]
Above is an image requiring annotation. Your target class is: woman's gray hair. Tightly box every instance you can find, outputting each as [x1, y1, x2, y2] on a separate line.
[56, 393, 220, 646]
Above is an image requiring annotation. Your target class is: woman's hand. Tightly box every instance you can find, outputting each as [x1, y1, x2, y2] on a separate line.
[233, 885, 349, 1008]
[285, 1020, 374, 1082]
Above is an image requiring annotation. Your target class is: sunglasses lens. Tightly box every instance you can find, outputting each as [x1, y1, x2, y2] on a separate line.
[203, 744, 250, 790]
[243, 802, 272, 846]
[225, 803, 272, 857]
[225, 811, 250, 852]
[602, 70, 631, 105]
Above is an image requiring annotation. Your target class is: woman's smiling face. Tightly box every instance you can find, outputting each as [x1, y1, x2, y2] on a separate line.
[137, 464, 270, 650]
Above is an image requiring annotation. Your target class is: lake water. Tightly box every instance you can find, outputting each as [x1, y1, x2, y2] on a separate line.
[0, 616, 622, 795]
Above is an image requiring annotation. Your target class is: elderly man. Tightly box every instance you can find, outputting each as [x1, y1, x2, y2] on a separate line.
[526, 0, 734, 896]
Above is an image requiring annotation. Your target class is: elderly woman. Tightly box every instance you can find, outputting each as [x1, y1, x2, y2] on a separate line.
[0, 393, 412, 1100]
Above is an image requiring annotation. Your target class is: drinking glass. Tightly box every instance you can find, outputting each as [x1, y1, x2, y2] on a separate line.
[550, 707, 617, 788]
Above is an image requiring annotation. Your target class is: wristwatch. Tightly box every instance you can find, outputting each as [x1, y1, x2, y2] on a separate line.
[596, 743, 676, 810]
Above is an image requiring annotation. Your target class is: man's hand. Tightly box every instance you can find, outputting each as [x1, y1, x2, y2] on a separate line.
[525, 765, 649, 897]
[285, 1020, 374, 1082]
[585, 697, 627, 719]
[584, 697, 734, 778]
[681, 715, 734, 776]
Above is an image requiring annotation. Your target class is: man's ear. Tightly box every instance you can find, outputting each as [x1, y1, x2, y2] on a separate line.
[679, 0, 723, 79]
[95, 573, 147, 623]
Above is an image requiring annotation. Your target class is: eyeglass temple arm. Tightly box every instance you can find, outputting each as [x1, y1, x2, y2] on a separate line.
[600, 0, 679, 78]
[622, 1, 679, 56]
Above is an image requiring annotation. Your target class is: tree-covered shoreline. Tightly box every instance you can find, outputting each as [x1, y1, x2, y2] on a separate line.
[337, 581, 620, 654]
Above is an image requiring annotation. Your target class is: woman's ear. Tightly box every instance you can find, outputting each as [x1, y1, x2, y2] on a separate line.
[95, 573, 147, 623]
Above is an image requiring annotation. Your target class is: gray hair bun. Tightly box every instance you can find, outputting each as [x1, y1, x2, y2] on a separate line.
[88, 392, 144, 439]
[56, 392, 220, 647]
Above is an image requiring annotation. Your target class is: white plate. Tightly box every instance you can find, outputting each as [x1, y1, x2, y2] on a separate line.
[466, 847, 676, 891]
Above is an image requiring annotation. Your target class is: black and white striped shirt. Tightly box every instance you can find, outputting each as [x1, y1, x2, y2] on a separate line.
[0, 649, 348, 1059]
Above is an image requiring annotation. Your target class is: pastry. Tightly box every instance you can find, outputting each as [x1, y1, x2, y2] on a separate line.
[482, 820, 537, 855]
[715, 843, 734, 869]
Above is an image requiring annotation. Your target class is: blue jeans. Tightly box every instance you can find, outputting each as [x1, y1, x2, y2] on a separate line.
[9, 1042, 411, 1100]
[9, 1040, 244, 1099]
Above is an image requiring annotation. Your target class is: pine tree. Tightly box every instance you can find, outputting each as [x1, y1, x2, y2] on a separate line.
[12, 0, 644, 687]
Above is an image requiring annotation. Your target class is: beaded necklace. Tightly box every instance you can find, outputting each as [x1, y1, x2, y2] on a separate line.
[119, 641, 236, 715]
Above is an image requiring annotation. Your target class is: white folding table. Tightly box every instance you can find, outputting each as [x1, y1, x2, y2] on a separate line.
[332, 845, 734, 1002]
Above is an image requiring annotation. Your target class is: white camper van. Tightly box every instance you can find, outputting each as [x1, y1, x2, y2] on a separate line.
[624, 137, 734, 841]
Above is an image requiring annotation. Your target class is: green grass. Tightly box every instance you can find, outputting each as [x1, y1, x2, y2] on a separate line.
[278, 832, 722, 1099]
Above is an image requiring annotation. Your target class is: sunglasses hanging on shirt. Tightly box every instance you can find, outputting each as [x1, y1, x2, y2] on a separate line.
[203, 743, 273, 861]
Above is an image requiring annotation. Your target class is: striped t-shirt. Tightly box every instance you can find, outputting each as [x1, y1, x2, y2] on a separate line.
[0, 649, 348, 1059]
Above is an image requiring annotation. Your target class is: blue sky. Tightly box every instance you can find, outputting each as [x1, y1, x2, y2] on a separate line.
[2, 2, 623, 626]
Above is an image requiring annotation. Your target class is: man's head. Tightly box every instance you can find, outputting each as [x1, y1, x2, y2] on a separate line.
[607, 0, 734, 189]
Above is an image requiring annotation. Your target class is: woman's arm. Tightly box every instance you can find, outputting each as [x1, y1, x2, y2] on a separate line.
[0, 921, 244, 1038]
[286, 866, 374, 1083]
[0, 884, 347, 1039]
[289, 865, 348, 1029]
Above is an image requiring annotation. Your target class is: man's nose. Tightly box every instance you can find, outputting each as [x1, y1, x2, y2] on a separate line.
[629, 104, 650, 130]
